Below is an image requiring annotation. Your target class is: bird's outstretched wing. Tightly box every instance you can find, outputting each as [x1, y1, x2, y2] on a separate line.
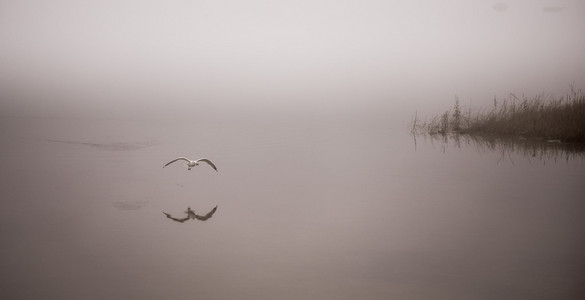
[163, 157, 190, 168]
[193, 206, 218, 221]
[163, 212, 190, 223]
[196, 158, 218, 171]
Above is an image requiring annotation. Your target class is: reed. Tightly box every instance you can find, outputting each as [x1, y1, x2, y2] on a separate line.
[411, 86, 585, 143]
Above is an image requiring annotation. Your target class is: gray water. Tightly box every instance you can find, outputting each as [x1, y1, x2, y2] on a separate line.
[1, 115, 584, 299]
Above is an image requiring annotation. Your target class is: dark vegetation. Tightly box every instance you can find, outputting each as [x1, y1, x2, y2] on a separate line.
[411, 86, 585, 143]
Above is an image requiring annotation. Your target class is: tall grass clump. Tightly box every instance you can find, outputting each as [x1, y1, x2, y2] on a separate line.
[412, 86, 585, 143]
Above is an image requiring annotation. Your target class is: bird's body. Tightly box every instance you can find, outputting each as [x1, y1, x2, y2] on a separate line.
[163, 157, 218, 171]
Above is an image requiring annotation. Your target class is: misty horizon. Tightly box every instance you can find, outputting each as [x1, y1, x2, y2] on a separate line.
[1, 1, 585, 120]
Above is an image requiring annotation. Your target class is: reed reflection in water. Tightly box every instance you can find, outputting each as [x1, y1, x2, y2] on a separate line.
[412, 132, 585, 164]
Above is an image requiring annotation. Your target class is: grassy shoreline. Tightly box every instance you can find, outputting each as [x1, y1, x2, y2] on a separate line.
[411, 87, 585, 143]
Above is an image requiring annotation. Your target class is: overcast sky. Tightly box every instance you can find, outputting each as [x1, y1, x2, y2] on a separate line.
[1, 0, 584, 119]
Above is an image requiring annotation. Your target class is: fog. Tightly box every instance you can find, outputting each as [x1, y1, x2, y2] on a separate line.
[2, 2, 585, 299]
[1, 0, 585, 120]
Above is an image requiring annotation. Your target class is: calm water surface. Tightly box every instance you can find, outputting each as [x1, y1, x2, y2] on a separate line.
[1, 115, 584, 299]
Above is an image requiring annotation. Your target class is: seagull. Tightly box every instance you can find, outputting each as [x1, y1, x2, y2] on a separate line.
[163, 157, 218, 171]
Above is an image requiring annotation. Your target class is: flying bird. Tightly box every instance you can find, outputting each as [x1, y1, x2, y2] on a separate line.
[163, 157, 218, 171]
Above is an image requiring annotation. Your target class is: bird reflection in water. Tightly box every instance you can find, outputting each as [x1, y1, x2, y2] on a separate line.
[163, 206, 218, 223]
